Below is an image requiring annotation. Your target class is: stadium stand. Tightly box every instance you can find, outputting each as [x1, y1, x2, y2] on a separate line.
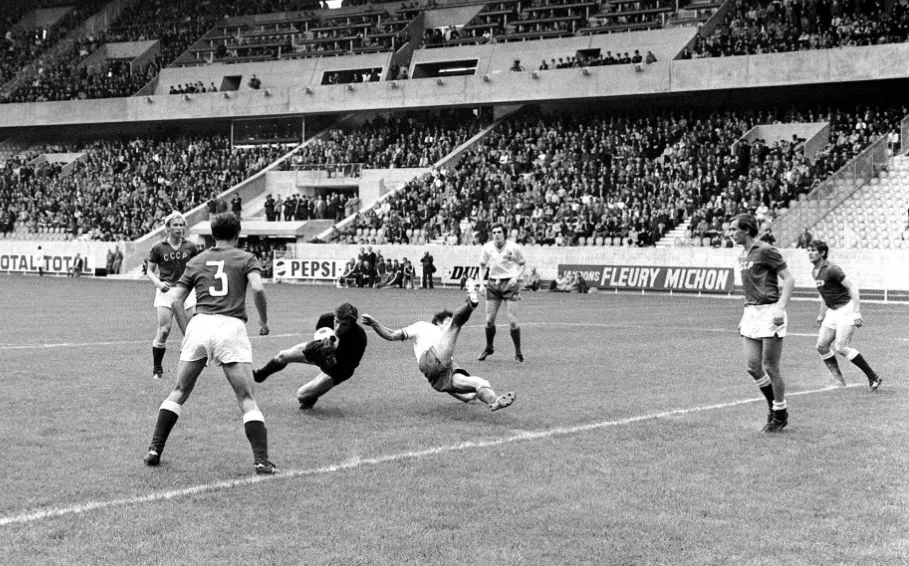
[280, 109, 488, 172]
[692, 0, 909, 57]
[333, 102, 905, 248]
[0, 136, 287, 241]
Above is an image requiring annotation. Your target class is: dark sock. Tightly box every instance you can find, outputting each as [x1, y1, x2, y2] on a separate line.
[759, 384, 774, 410]
[152, 346, 166, 369]
[510, 327, 522, 355]
[823, 357, 843, 378]
[255, 358, 287, 382]
[244, 420, 269, 463]
[150, 408, 179, 453]
[452, 302, 474, 327]
[849, 354, 877, 378]
[485, 326, 496, 350]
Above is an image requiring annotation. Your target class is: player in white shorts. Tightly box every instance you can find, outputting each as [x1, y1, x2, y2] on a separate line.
[476, 223, 527, 363]
[143, 212, 275, 475]
[808, 240, 882, 390]
[361, 281, 516, 412]
[734, 214, 795, 433]
[146, 212, 199, 379]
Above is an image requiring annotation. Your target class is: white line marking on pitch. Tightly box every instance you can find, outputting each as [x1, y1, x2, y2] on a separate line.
[0, 333, 307, 350]
[0, 383, 861, 528]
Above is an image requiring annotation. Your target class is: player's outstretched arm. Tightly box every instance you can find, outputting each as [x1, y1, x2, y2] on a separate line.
[361, 314, 405, 341]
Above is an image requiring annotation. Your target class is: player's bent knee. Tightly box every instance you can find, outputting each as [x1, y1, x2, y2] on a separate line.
[474, 378, 492, 392]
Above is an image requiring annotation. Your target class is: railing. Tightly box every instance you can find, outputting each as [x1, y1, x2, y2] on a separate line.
[772, 135, 890, 247]
[901, 115, 909, 156]
[287, 162, 364, 177]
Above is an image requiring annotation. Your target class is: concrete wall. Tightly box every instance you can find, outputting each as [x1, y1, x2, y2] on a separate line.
[735, 122, 829, 160]
[413, 27, 693, 76]
[20, 7, 72, 29]
[154, 52, 393, 95]
[1, 42, 909, 128]
[669, 43, 909, 91]
[424, 6, 485, 28]
[358, 167, 430, 203]
[79, 40, 160, 70]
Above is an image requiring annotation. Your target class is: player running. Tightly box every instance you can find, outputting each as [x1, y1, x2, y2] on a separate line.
[253, 302, 368, 410]
[361, 280, 516, 411]
[808, 240, 883, 390]
[143, 212, 275, 475]
[146, 212, 199, 379]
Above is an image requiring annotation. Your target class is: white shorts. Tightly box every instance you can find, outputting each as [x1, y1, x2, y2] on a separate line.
[821, 301, 858, 331]
[740, 304, 787, 339]
[180, 314, 252, 366]
[154, 286, 197, 310]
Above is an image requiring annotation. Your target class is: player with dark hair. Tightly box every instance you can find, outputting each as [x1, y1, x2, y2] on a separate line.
[143, 212, 275, 475]
[253, 302, 368, 409]
[361, 282, 516, 411]
[733, 213, 795, 433]
[477, 223, 527, 363]
[808, 240, 883, 390]
[146, 212, 200, 379]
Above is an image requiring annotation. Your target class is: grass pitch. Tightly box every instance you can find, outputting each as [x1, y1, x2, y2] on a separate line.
[0, 275, 906, 565]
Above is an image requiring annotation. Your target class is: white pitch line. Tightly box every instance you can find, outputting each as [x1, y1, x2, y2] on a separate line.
[0, 333, 307, 351]
[0, 383, 861, 528]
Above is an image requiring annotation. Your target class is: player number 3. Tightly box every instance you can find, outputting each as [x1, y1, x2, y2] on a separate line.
[207, 260, 228, 296]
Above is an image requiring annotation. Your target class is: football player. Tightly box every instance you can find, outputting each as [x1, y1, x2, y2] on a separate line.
[808, 240, 882, 390]
[361, 281, 516, 411]
[253, 302, 367, 410]
[146, 212, 200, 379]
[476, 223, 527, 363]
[734, 214, 795, 433]
[143, 212, 275, 474]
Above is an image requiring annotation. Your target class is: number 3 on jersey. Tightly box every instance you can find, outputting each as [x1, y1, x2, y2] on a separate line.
[207, 260, 228, 296]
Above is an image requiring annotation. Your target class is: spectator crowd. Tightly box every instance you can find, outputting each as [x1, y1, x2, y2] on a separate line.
[334, 102, 904, 248]
[0, 135, 286, 240]
[693, 0, 909, 57]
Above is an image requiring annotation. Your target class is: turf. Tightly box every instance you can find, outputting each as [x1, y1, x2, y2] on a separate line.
[1, 274, 906, 565]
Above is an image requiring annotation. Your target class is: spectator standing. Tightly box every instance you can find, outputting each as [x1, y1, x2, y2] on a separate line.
[420, 251, 435, 289]
[264, 194, 276, 221]
[231, 195, 242, 219]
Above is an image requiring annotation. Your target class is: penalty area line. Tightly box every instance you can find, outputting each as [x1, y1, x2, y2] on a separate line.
[0, 383, 859, 528]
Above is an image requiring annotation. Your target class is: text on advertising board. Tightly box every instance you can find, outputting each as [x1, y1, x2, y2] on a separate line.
[558, 264, 733, 293]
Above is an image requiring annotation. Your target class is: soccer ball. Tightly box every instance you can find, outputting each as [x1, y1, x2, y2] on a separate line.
[314, 326, 337, 345]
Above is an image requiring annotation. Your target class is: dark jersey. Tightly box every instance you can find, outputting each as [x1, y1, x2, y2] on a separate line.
[177, 246, 261, 321]
[315, 312, 367, 381]
[148, 238, 199, 284]
[813, 261, 851, 309]
[739, 241, 787, 305]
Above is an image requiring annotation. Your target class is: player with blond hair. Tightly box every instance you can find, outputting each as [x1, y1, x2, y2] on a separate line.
[146, 212, 199, 379]
[143, 212, 274, 474]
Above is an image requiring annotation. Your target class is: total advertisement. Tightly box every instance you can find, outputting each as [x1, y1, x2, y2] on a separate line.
[0, 249, 93, 275]
[558, 264, 734, 294]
